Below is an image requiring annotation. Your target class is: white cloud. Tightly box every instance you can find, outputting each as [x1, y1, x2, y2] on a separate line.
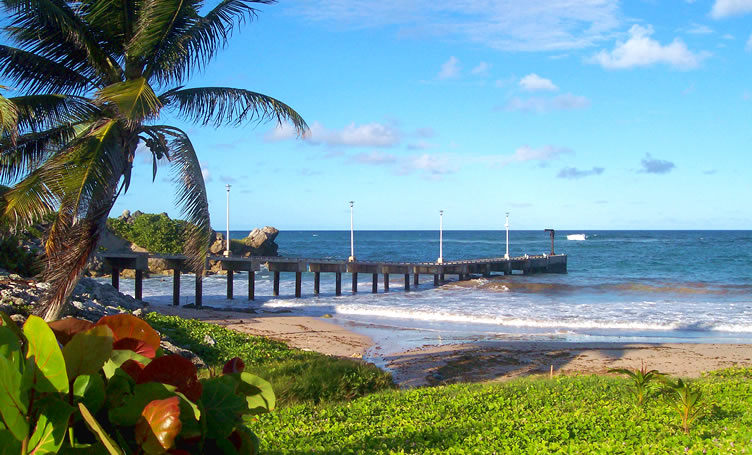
[590, 24, 709, 70]
[686, 23, 714, 35]
[289, 0, 621, 52]
[504, 93, 590, 113]
[438, 56, 460, 79]
[519, 73, 558, 91]
[200, 161, 212, 182]
[400, 153, 456, 178]
[266, 121, 402, 148]
[485, 145, 573, 166]
[747, 33, 752, 51]
[711, 0, 752, 18]
[348, 151, 398, 165]
[471, 62, 491, 76]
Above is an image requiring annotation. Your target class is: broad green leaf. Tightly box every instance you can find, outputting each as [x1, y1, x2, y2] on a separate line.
[95, 78, 162, 122]
[23, 315, 68, 393]
[175, 392, 201, 440]
[109, 383, 176, 426]
[63, 325, 114, 381]
[103, 349, 152, 379]
[78, 403, 124, 455]
[0, 429, 22, 455]
[104, 370, 134, 409]
[236, 373, 275, 415]
[134, 397, 181, 455]
[0, 325, 22, 371]
[73, 374, 106, 417]
[0, 354, 28, 441]
[234, 426, 260, 455]
[27, 396, 74, 455]
[200, 376, 247, 439]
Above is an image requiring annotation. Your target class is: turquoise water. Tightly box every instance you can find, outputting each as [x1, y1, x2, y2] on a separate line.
[129, 230, 752, 350]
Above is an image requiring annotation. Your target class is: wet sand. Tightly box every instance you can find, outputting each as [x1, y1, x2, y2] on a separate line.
[149, 305, 752, 387]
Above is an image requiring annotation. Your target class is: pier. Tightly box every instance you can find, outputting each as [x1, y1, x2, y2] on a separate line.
[100, 253, 567, 307]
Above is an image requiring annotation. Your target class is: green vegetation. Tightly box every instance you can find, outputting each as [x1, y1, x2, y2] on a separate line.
[144, 313, 395, 407]
[0, 0, 307, 321]
[0, 312, 273, 454]
[0, 234, 40, 277]
[108, 214, 190, 255]
[255, 374, 752, 454]
[609, 362, 664, 407]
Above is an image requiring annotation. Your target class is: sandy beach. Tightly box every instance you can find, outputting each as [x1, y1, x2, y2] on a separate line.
[149, 305, 752, 388]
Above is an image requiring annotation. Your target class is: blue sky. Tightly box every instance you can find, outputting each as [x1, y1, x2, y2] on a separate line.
[109, 0, 751, 230]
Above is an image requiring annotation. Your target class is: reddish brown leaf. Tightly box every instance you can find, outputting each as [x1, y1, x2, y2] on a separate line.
[48, 318, 94, 346]
[137, 355, 203, 402]
[120, 359, 146, 381]
[135, 397, 182, 454]
[95, 314, 160, 352]
[228, 430, 242, 450]
[113, 337, 157, 359]
[222, 357, 245, 375]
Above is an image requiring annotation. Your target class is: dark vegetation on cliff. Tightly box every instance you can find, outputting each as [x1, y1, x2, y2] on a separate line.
[107, 213, 189, 255]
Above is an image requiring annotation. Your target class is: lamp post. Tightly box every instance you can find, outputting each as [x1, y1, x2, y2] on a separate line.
[504, 212, 510, 260]
[224, 184, 231, 257]
[437, 210, 444, 264]
[348, 201, 356, 262]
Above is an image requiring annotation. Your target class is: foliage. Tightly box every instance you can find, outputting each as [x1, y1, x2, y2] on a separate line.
[0, 312, 274, 454]
[256, 374, 752, 454]
[0, 234, 40, 277]
[662, 378, 706, 435]
[0, 0, 308, 321]
[609, 361, 664, 406]
[144, 313, 395, 406]
[107, 214, 189, 254]
[703, 366, 752, 379]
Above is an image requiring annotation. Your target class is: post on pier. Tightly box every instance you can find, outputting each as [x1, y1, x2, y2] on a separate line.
[248, 271, 255, 301]
[172, 269, 180, 306]
[384, 273, 390, 292]
[414, 273, 419, 286]
[314, 272, 320, 295]
[335, 272, 342, 296]
[295, 272, 302, 298]
[404, 274, 410, 291]
[226, 270, 234, 300]
[111, 267, 119, 290]
[372, 273, 378, 293]
[352, 272, 358, 293]
[434, 274, 439, 286]
[273, 271, 280, 296]
[134, 270, 143, 301]
[195, 271, 203, 308]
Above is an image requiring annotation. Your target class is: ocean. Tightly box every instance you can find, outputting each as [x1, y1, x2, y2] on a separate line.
[115, 230, 752, 353]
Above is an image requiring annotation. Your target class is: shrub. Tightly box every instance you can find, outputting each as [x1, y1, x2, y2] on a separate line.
[609, 362, 663, 406]
[0, 312, 273, 454]
[0, 235, 41, 277]
[108, 214, 188, 254]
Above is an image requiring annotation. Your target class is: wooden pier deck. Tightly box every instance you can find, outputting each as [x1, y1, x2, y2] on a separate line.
[100, 253, 567, 307]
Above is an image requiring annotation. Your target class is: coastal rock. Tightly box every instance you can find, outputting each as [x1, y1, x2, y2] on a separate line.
[208, 226, 280, 273]
[160, 338, 207, 369]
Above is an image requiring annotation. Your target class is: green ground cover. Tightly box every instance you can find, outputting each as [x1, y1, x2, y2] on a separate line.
[256, 371, 752, 454]
[144, 313, 394, 407]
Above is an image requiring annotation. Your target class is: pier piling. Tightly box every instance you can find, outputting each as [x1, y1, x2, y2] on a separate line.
[336, 272, 342, 296]
[248, 271, 255, 301]
[314, 272, 320, 295]
[414, 273, 419, 286]
[295, 272, 302, 298]
[404, 274, 410, 291]
[195, 272, 202, 308]
[134, 270, 143, 301]
[384, 273, 390, 292]
[172, 269, 180, 306]
[111, 267, 119, 290]
[226, 270, 234, 299]
[352, 273, 358, 293]
[273, 271, 280, 296]
[372, 273, 378, 293]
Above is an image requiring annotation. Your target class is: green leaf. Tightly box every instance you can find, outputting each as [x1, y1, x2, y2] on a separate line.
[233, 426, 260, 455]
[102, 349, 152, 379]
[23, 315, 69, 393]
[200, 376, 247, 439]
[0, 429, 22, 455]
[73, 374, 106, 417]
[134, 397, 182, 455]
[0, 312, 24, 344]
[236, 373, 275, 415]
[0, 325, 22, 371]
[78, 403, 124, 455]
[109, 382, 176, 426]
[63, 325, 114, 381]
[104, 370, 134, 410]
[27, 396, 74, 455]
[0, 354, 28, 441]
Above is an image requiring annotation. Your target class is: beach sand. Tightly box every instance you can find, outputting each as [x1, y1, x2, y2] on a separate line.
[150, 305, 752, 387]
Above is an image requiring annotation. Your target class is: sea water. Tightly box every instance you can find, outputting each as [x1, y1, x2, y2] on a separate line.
[112, 230, 752, 353]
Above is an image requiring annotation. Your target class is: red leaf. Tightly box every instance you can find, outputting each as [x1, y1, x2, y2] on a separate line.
[95, 314, 160, 353]
[222, 357, 245, 375]
[137, 355, 203, 402]
[120, 359, 145, 381]
[113, 337, 157, 359]
[48, 318, 94, 346]
[135, 397, 182, 454]
[228, 430, 242, 450]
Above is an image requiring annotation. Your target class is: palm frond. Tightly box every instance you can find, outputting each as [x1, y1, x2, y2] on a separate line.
[159, 87, 308, 133]
[146, 0, 271, 84]
[96, 78, 162, 124]
[0, 46, 95, 95]
[2, 0, 122, 84]
[78, 0, 138, 56]
[0, 91, 19, 144]
[144, 125, 210, 273]
[11, 94, 99, 133]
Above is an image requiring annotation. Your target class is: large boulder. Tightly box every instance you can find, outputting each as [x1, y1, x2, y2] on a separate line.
[208, 226, 280, 273]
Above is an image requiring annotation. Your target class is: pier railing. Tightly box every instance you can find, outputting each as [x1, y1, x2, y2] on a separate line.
[99, 253, 567, 307]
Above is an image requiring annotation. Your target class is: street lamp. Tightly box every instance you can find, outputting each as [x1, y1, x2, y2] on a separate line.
[348, 201, 356, 262]
[504, 212, 510, 259]
[437, 210, 444, 264]
[224, 184, 231, 257]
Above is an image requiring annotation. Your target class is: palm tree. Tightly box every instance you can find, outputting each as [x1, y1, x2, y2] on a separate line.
[0, 0, 307, 321]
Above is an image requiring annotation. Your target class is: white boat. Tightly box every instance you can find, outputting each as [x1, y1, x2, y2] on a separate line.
[566, 233, 587, 241]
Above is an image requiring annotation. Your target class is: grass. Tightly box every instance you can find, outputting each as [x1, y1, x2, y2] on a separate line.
[255, 374, 752, 454]
[143, 312, 394, 406]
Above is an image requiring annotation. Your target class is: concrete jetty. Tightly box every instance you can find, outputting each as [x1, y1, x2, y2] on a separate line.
[100, 253, 567, 307]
